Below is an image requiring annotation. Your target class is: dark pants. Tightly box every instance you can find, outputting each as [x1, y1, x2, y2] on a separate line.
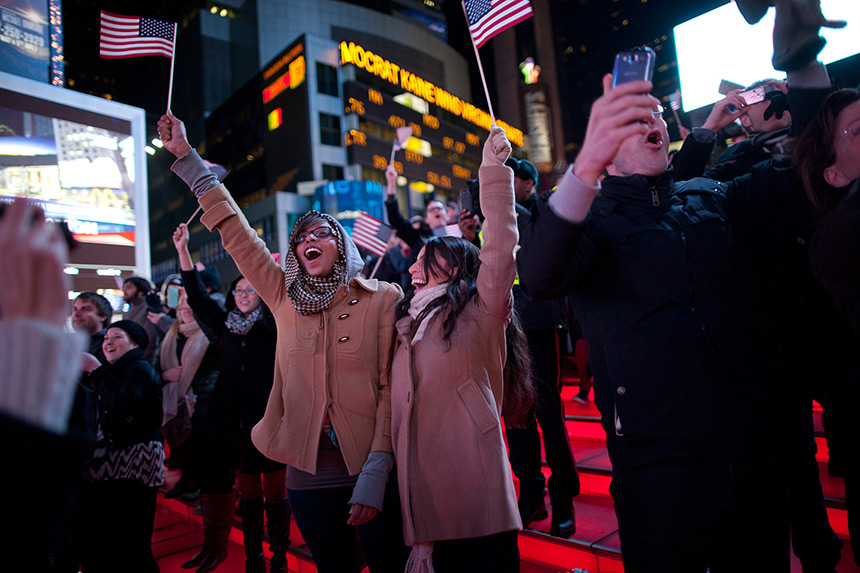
[432, 530, 520, 573]
[507, 328, 579, 506]
[287, 475, 408, 573]
[612, 448, 789, 572]
[81, 479, 159, 573]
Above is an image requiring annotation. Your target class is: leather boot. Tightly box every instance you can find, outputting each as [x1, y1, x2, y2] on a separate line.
[772, 0, 846, 71]
[265, 499, 292, 573]
[734, 0, 773, 25]
[240, 498, 265, 573]
[196, 491, 237, 573]
[549, 489, 576, 539]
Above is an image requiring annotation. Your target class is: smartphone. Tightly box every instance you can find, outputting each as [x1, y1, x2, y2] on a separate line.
[738, 84, 780, 106]
[460, 189, 473, 213]
[611, 48, 656, 87]
[167, 286, 181, 309]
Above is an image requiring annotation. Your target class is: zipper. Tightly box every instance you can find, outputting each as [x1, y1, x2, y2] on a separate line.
[650, 185, 660, 207]
[614, 404, 624, 436]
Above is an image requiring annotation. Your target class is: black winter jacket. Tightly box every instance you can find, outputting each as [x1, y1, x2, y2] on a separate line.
[182, 269, 283, 473]
[90, 347, 162, 450]
[518, 167, 799, 468]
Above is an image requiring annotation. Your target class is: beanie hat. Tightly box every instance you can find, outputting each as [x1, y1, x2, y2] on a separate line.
[199, 267, 222, 292]
[107, 320, 149, 349]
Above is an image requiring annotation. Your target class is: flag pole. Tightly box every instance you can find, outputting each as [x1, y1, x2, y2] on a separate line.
[166, 22, 178, 110]
[186, 205, 202, 226]
[368, 252, 386, 280]
[461, 0, 496, 123]
[389, 143, 397, 168]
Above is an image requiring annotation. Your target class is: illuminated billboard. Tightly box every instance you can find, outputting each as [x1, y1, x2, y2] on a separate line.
[674, 0, 858, 111]
[0, 70, 149, 284]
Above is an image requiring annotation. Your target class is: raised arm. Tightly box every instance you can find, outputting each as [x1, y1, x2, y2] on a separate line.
[157, 111, 286, 310]
[474, 127, 518, 319]
[384, 164, 422, 249]
[171, 223, 227, 330]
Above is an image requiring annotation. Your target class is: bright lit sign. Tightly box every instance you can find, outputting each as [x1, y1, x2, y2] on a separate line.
[339, 41, 524, 147]
[262, 55, 306, 103]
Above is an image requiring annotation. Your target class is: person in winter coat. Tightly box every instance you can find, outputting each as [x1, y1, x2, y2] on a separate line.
[80, 319, 163, 573]
[157, 110, 409, 573]
[173, 222, 290, 573]
[389, 127, 527, 573]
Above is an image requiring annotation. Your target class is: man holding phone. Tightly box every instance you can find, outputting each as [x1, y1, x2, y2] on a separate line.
[516, 70, 813, 570]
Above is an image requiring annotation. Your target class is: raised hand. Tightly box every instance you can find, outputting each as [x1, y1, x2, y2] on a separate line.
[574, 75, 662, 185]
[482, 125, 512, 166]
[173, 223, 190, 252]
[702, 89, 747, 132]
[156, 110, 193, 158]
[385, 164, 397, 196]
[0, 200, 70, 326]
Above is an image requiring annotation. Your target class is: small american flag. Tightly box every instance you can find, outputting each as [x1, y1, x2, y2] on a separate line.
[443, 224, 463, 238]
[463, 0, 533, 49]
[100, 10, 176, 59]
[352, 213, 395, 258]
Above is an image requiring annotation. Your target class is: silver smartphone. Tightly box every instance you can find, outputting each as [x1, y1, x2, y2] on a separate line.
[611, 48, 656, 88]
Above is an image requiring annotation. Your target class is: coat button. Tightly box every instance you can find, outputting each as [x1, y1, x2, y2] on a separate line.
[348, 299, 359, 305]
[126, 415, 134, 422]
[339, 313, 350, 320]
[338, 336, 350, 343]
[616, 386, 626, 396]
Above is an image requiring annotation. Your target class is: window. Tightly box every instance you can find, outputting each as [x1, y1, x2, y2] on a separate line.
[322, 164, 344, 181]
[319, 113, 341, 146]
[317, 63, 339, 97]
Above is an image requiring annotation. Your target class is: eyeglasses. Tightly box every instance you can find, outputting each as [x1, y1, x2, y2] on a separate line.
[294, 227, 335, 244]
[232, 287, 256, 296]
[651, 105, 664, 119]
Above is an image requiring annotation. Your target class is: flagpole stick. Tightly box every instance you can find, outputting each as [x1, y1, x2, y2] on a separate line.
[186, 205, 202, 226]
[368, 253, 385, 280]
[461, 0, 496, 123]
[389, 143, 397, 167]
[166, 22, 178, 110]
[671, 108, 684, 130]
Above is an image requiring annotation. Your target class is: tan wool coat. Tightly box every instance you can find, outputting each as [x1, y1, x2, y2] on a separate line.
[198, 185, 402, 475]
[390, 164, 522, 545]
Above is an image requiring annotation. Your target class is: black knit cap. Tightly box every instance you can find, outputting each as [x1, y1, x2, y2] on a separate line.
[107, 320, 149, 349]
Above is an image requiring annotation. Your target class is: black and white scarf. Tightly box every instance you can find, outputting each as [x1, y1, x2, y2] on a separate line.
[225, 306, 263, 335]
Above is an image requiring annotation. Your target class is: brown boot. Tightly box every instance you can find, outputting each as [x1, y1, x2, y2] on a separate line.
[195, 492, 237, 573]
[772, 0, 846, 71]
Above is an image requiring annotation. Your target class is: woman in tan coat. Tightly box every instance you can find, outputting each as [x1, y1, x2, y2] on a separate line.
[158, 112, 408, 573]
[390, 127, 526, 572]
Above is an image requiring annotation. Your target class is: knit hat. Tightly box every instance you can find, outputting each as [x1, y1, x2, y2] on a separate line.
[107, 320, 149, 349]
[505, 157, 539, 191]
[199, 267, 221, 292]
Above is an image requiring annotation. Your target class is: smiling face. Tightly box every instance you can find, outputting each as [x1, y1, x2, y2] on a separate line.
[232, 277, 261, 317]
[102, 327, 138, 364]
[824, 100, 860, 189]
[71, 297, 108, 335]
[607, 111, 670, 178]
[409, 246, 451, 293]
[293, 217, 340, 277]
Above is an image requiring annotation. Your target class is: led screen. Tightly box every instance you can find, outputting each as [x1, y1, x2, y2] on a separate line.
[674, 0, 859, 111]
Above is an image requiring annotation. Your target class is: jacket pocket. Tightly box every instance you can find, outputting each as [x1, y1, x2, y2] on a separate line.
[457, 379, 499, 435]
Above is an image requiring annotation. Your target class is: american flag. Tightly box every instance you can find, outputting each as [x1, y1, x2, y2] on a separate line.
[99, 11, 176, 59]
[463, 0, 533, 49]
[352, 213, 395, 258]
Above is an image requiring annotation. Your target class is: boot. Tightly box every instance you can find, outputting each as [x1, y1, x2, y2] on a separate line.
[265, 499, 292, 573]
[240, 498, 265, 573]
[771, 0, 846, 71]
[734, 0, 773, 25]
[548, 489, 576, 539]
[195, 491, 237, 573]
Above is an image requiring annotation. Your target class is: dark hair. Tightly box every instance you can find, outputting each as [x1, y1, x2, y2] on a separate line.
[794, 88, 860, 217]
[123, 276, 153, 295]
[225, 274, 271, 318]
[392, 237, 535, 423]
[75, 292, 113, 329]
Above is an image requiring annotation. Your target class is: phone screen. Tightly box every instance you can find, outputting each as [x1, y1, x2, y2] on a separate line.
[167, 287, 181, 309]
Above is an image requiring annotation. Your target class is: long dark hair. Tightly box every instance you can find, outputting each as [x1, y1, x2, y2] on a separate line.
[794, 88, 860, 217]
[392, 236, 535, 424]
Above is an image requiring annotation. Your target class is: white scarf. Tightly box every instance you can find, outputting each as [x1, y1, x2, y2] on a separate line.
[407, 284, 448, 345]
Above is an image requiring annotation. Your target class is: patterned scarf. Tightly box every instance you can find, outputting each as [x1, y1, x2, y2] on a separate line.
[283, 211, 360, 315]
[407, 284, 449, 345]
[225, 306, 262, 335]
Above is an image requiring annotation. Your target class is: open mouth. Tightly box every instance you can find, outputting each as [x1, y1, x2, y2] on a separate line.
[646, 131, 663, 146]
[304, 247, 322, 261]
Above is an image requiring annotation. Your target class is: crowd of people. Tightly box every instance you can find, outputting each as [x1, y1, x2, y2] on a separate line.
[2, 1, 858, 572]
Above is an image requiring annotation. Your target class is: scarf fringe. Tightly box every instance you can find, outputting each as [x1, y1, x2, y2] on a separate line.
[404, 542, 435, 573]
